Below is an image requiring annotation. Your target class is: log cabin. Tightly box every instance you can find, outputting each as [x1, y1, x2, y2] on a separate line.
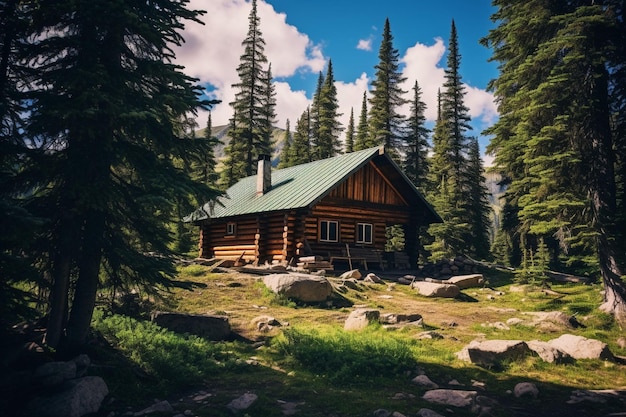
[184, 146, 441, 269]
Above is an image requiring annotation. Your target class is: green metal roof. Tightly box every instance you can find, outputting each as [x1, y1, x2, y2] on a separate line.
[184, 146, 441, 223]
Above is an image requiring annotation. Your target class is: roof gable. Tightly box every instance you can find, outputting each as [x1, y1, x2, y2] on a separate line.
[185, 146, 441, 223]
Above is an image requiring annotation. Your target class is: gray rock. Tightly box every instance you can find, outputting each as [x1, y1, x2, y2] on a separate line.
[372, 409, 391, 417]
[447, 274, 484, 289]
[417, 409, 446, 417]
[262, 273, 333, 302]
[32, 360, 77, 387]
[227, 392, 258, 412]
[134, 400, 173, 415]
[413, 281, 460, 298]
[527, 340, 572, 364]
[422, 389, 477, 408]
[152, 311, 231, 341]
[514, 382, 539, 399]
[344, 308, 380, 331]
[548, 334, 614, 360]
[26, 376, 109, 417]
[411, 375, 439, 389]
[364, 273, 384, 284]
[340, 269, 362, 279]
[457, 340, 530, 367]
[380, 313, 422, 325]
[70, 354, 91, 378]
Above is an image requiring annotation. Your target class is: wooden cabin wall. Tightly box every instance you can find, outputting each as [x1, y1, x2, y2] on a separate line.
[327, 162, 406, 206]
[200, 218, 258, 262]
[305, 203, 411, 256]
[200, 212, 301, 264]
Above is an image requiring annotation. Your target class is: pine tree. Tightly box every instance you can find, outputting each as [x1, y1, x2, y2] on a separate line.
[260, 63, 277, 156]
[309, 72, 324, 160]
[368, 18, 407, 160]
[403, 80, 430, 189]
[0, 0, 43, 327]
[278, 119, 292, 168]
[222, 0, 274, 185]
[426, 20, 482, 261]
[354, 91, 369, 151]
[483, 0, 626, 322]
[289, 108, 312, 165]
[312, 60, 342, 160]
[345, 108, 355, 153]
[19, 0, 219, 351]
[465, 138, 492, 260]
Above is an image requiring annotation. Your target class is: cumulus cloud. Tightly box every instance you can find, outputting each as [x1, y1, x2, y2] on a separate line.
[175, 0, 325, 128]
[356, 39, 372, 51]
[174, 0, 497, 153]
[400, 37, 498, 133]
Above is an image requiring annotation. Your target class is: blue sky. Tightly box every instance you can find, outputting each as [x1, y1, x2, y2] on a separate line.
[176, 0, 499, 162]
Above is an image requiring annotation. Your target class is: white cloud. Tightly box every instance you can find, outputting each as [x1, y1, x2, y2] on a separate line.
[400, 37, 447, 121]
[335, 72, 371, 134]
[175, 0, 325, 128]
[356, 39, 372, 51]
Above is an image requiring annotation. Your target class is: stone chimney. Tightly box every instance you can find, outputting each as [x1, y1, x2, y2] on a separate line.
[256, 154, 271, 195]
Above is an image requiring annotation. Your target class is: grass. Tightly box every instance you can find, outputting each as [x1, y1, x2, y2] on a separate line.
[88, 263, 626, 416]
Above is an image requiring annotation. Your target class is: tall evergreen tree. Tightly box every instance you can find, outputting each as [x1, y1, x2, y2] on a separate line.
[426, 21, 484, 260]
[289, 108, 312, 166]
[403, 80, 430, 189]
[260, 62, 277, 156]
[354, 91, 369, 151]
[483, 0, 626, 322]
[278, 119, 292, 168]
[0, 0, 43, 327]
[222, 0, 274, 186]
[368, 18, 407, 159]
[312, 60, 342, 160]
[18, 0, 219, 352]
[345, 108, 355, 153]
[309, 72, 324, 160]
[466, 138, 492, 260]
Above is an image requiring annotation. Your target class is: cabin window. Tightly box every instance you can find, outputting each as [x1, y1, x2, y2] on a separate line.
[319, 220, 338, 242]
[356, 223, 373, 244]
[226, 222, 236, 236]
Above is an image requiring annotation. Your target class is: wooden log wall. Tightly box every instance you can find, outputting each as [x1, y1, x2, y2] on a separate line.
[305, 202, 412, 256]
[327, 162, 406, 206]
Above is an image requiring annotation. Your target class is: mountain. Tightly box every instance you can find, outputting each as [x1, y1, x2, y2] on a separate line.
[195, 125, 287, 168]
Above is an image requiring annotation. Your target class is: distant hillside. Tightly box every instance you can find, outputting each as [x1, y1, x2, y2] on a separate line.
[484, 171, 506, 236]
[195, 125, 286, 167]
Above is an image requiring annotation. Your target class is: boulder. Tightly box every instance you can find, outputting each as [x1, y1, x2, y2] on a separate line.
[151, 311, 231, 341]
[26, 376, 109, 417]
[457, 340, 530, 367]
[514, 382, 539, 399]
[262, 273, 333, 302]
[380, 313, 423, 325]
[411, 375, 439, 389]
[364, 273, 384, 284]
[417, 409, 446, 417]
[32, 360, 77, 387]
[548, 334, 614, 360]
[135, 400, 174, 416]
[413, 282, 460, 298]
[447, 274, 484, 289]
[344, 308, 380, 331]
[227, 392, 258, 412]
[340, 269, 362, 279]
[422, 389, 477, 408]
[527, 340, 572, 364]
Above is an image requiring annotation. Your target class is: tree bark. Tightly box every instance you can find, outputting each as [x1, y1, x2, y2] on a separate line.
[64, 208, 105, 353]
[584, 63, 626, 325]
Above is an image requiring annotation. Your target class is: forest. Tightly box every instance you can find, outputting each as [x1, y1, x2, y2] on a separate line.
[1, 0, 625, 359]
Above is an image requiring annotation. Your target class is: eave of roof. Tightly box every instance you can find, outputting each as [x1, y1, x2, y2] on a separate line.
[184, 146, 442, 224]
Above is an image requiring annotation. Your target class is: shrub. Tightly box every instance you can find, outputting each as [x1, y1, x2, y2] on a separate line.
[93, 313, 228, 390]
[271, 326, 417, 384]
